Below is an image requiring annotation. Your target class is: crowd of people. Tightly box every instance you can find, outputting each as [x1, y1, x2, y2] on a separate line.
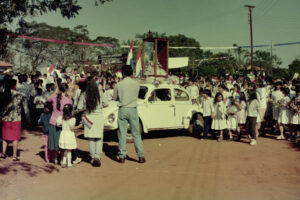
[0, 66, 299, 167]
[184, 74, 300, 145]
[0, 66, 145, 167]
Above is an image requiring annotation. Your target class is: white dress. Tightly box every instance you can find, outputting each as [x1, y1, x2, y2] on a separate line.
[237, 101, 247, 124]
[278, 96, 291, 124]
[227, 105, 238, 130]
[291, 113, 300, 124]
[212, 102, 227, 130]
[271, 90, 284, 120]
[57, 117, 77, 149]
[290, 98, 300, 125]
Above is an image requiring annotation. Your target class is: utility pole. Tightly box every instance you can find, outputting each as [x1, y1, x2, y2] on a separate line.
[245, 5, 255, 72]
[270, 41, 273, 69]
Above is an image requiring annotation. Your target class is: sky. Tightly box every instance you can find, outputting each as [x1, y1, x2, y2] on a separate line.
[23, 0, 300, 68]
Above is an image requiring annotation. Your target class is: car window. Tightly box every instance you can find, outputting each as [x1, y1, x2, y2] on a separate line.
[149, 89, 171, 101]
[138, 86, 148, 99]
[174, 89, 189, 101]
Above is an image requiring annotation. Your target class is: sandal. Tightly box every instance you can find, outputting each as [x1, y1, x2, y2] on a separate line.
[12, 157, 20, 162]
[0, 154, 7, 159]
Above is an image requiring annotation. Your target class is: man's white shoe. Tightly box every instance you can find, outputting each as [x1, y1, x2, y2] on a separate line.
[73, 157, 82, 164]
[250, 139, 257, 145]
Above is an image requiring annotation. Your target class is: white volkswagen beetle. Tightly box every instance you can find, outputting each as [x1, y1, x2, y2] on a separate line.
[103, 80, 203, 139]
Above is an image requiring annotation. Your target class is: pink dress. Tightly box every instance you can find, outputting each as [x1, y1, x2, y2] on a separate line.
[237, 101, 247, 124]
[47, 94, 72, 126]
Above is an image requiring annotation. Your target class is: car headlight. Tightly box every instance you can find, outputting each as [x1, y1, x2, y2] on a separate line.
[108, 113, 115, 124]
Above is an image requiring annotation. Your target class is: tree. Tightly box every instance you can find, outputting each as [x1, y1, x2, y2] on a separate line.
[272, 67, 291, 80]
[0, 0, 112, 59]
[13, 22, 119, 71]
[288, 58, 300, 74]
[232, 44, 250, 71]
[252, 50, 282, 73]
[198, 52, 237, 77]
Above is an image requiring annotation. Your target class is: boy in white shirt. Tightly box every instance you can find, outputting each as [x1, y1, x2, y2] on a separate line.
[201, 89, 215, 139]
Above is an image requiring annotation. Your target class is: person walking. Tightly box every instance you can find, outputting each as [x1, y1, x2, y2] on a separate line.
[113, 65, 145, 164]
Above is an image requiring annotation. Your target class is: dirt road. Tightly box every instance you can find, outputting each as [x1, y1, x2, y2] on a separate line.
[0, 129, 300, 200]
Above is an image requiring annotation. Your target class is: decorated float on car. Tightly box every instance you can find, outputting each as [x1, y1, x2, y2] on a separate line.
[102, 33, 203, 139]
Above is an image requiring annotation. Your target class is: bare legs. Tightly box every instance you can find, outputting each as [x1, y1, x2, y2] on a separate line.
[1, 140, 8, 156]
[1, 140, 19, 159]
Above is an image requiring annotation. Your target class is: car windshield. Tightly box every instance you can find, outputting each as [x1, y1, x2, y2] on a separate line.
[138, 86, 148, 99]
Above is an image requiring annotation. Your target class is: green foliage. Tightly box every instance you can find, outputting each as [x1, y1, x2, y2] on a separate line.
[288, 58, 300, 74]
[197, 65, 219, 77]
[272, 67, 292, 80]
[13, 22, 119, 71]
[0, 0, 111, 25]
[0, 0, 112, 59]
[252, 50, 282, 73]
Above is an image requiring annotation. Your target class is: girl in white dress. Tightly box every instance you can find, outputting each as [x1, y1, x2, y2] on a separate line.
[212, 92, 227, 142]
[236, 92, 247, 140]
[256, 80, 268, 137]
[57, 104, 77, 168]
[277, 87, 291, 140]
[227, 97, 238, 141]
[271, 81, 284, 128]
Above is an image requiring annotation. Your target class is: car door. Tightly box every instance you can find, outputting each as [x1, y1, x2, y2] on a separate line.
[146, 88, 176, 129]
[173, 88, 192, 127]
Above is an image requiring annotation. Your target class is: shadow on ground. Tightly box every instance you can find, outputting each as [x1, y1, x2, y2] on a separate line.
[0, 161, 59, 177]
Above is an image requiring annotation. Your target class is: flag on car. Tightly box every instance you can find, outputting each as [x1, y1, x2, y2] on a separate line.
[135, 47, 142, 77]
[126, 41, 134, 70]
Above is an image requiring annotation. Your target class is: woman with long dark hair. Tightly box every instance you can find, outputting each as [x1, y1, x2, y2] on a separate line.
[47, 83, 72, 163]
[82, 76, 108, 167]
[0, 78, 27, 161]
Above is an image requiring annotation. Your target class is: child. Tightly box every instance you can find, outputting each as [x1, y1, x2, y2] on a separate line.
[43, 83, 53, 100]
[33, 88, 47, 126]
[271, 81, 284, 130]
[187, 79, 199, 104]
[236, 92, 247, 140]
[227, 97, 238, 141]
[277, 87, 291, 140]
[211, 92, 227, 142]
[201, 89, 214, 139]
[57, 104, 77, 168]
[289, 89, 300, 142]
[38, 102, 52, 162]
[246, 90, 261, 145]
[104, 82, 115, 101]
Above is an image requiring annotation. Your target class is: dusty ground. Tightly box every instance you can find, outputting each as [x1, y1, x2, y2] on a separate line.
[0, 129, 300, 200]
